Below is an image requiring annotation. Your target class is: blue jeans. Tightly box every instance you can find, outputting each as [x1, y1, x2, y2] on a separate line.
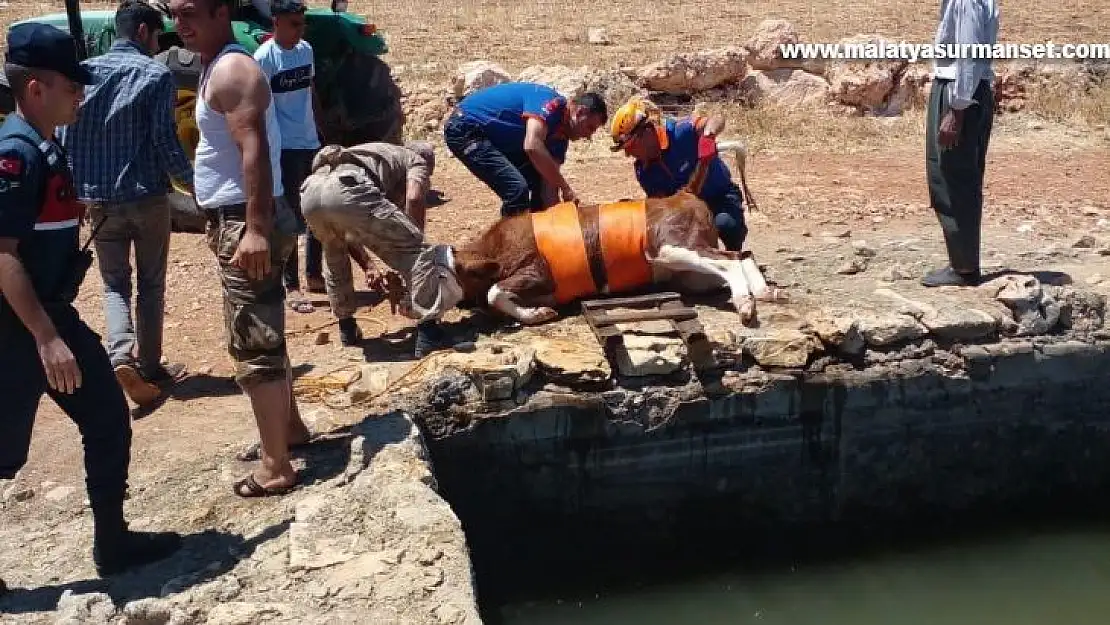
[705, 183, 748, 252]
[88, 196, 171, 378]
[444, 113, 545, 217]
[280, 149, 323, 289]
[0, 304, 132, 513]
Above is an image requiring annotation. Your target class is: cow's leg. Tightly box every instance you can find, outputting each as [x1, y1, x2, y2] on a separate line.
[650, 245, 758, 325]
[693, 248, 786, 303]
[486, 284, 559, 326]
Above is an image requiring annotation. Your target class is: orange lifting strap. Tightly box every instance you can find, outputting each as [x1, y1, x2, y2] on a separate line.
[598, 199, 652, 294]
[531, 201, 596, 305]
[531, 199, 654, 305]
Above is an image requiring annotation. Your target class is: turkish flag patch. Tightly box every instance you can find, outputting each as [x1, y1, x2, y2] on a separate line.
[543, 98, 564, 115]
[697, 135, 717, 160]
[0, 156, 22, 176]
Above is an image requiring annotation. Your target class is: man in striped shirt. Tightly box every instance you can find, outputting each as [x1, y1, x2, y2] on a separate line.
[59, 0, 195, 406]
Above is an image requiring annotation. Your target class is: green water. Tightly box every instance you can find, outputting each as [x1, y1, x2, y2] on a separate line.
[496, 521, 1110, 625]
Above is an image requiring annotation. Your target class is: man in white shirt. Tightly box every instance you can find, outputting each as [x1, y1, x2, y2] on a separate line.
[254, 0, 326, 312]
[922, 0, 999, 288]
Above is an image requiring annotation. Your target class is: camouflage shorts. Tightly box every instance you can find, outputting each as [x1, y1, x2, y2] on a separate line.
[206, 201, 297, 387]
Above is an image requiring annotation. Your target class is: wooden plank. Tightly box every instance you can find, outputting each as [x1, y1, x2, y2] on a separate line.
[592, 307, 698, 324]
[580, 292, 682, 311]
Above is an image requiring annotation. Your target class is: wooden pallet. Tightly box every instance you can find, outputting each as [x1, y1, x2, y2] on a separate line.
[580, 292, 720, 385]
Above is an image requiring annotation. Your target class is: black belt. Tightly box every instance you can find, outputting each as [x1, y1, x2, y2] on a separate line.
[205, 203, 248, 220]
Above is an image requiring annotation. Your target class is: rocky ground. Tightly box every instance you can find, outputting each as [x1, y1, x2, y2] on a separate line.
[1, 122, 1108, 622]
[0, 1, 1107, 623]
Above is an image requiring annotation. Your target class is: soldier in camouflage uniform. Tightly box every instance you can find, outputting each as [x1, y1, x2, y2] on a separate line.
[300, 141, 463, 357]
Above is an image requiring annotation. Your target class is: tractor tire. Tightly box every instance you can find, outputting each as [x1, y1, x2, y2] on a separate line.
[321, 52, 404, 147]
[155, 46, 208, 234]
[0, 75, 14, 126]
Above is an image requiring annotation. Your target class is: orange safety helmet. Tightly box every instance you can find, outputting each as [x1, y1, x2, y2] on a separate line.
[608, 96, 669, 152]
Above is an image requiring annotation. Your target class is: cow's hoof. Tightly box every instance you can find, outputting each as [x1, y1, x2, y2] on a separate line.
[736, 297, 756, 326]
[522, 307, 558, 325]
[755, 285, 789, 303]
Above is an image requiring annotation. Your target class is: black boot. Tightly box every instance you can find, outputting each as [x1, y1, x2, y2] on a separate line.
[338, 317, 363, 346]
[414, 321, 451, 358]
[92, 505, 182, 577]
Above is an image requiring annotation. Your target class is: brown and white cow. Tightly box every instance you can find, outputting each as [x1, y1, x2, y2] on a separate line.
[448, 142, 783, 326]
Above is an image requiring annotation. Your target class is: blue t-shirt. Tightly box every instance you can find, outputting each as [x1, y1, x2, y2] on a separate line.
[254, 38, 320, 151]
[0, 115, 83, 306]
[456, 82, 569, 163]
[635, 117, 734, 201]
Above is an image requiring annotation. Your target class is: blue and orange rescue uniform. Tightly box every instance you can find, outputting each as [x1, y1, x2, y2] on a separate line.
[444, 81, 570, 217]
[635, 116, 747, 251]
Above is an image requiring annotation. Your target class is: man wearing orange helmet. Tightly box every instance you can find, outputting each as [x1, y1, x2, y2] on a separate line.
[609, 97, 746, 252]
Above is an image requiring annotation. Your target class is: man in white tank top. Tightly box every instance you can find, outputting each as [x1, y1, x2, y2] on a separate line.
[170, 0, 311, 498]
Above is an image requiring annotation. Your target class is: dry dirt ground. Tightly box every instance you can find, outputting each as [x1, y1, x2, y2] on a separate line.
[0, 0, 1108, 622]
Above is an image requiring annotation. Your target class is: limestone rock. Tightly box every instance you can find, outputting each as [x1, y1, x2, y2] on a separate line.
[452, 61, 510, 99]
[120, 598, 177, 625]
[2, 481, 33, 502]
[745, 19, 798, 70]
[587, 27, 611, 45]
[55, 590, 117, 625]
[744, 19, 826, 76]
[615, 334, 686, 376]
[826, 35, 906, 111]
[856, 312, 928, 347]
[807, 311, 865, 356]
[1073, 234, 1098, 248]
[204, 603, 291, 625]
[636, 47, 748, 94]
[1059, 287, 1106, 332]
[920, 306, 999, 342]
[45, 485, 77, 503]
[737, 68, 830, 108]
[743, 329, 817, 368]
[836, 258, 867, 275]
[457, 345, 536, 401]
[350, 364, 392, 403]
[517, 65, 642, 110]
[980, 274, 1064, 336]
[532, 337, 611, 386]
[881, 63, 932, 115]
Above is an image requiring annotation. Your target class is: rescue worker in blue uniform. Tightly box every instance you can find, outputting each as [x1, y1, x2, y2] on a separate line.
[0, 23, 181, 589]
[443, 81, 609, 217]
[609, 96, 748, 252]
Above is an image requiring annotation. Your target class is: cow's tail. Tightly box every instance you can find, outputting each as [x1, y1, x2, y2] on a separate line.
[716, 140, 758, 212]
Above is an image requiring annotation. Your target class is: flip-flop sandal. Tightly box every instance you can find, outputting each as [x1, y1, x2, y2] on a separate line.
[235, 435, 319, 462]
[233, 473, 298, 498]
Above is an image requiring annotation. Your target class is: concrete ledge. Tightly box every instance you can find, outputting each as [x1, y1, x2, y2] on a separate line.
[418, 337, 1110, 547]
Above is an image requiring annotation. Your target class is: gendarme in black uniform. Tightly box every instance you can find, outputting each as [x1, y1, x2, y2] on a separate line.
[0, 22, 180, 586]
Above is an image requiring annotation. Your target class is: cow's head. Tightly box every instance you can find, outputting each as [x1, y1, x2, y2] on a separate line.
[451, 246, 501, 307]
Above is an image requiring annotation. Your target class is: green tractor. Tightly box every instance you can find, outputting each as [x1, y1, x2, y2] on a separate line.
[0, 0, 405, 230]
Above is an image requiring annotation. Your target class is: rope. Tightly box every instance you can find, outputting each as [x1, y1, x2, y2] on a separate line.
[285, 314, 389, 337]
[292, 347, 455, 409]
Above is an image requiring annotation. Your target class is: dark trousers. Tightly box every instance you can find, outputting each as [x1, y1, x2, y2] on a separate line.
[444, 113, 545, 217]
[926, 78, 994, 273]
[705, 183, 748, 252]
[0, 305, 131, 514]
[280, 149, 323, 290]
